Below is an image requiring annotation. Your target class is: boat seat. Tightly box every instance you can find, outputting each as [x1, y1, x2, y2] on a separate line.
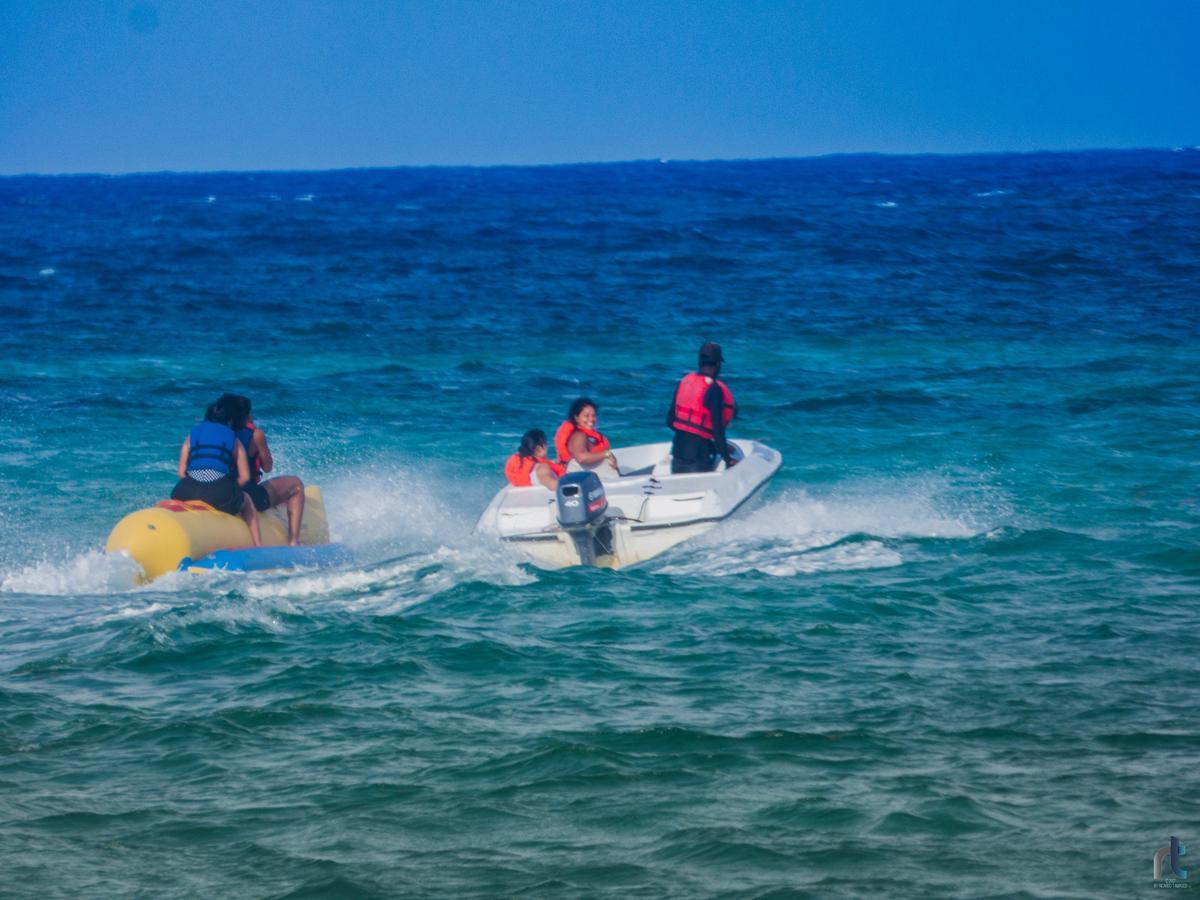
[619, 465, 656, 477]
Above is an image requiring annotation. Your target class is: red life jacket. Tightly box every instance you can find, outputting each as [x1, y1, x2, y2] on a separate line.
[504, 453, 566, 487]
[553, 420, 611, 463]
[235, 419, 266, 484]
[671, 372, 735, 440]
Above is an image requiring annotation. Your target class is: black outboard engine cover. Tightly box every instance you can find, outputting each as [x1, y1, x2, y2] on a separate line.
[555, 471, 608, 529]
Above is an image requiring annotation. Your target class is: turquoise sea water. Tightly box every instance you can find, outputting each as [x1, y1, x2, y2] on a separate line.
[1, 151, 1198, 896]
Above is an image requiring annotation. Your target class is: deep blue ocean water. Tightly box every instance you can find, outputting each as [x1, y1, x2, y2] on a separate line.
[1, 150, 1198, 897]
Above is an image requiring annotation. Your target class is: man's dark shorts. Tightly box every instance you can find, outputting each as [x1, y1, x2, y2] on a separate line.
[245, 481, 271, 512]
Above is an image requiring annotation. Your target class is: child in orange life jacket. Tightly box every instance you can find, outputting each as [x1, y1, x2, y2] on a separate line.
[554, 397, 619, 477]
[504, 429, 566, 489]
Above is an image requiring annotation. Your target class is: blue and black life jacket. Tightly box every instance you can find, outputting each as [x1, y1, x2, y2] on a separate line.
[187, 421, 237, 476]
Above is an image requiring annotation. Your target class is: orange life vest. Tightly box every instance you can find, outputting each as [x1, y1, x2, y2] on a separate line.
[504, 453, 566, 487]
[670, 372, 735, 440]
[553, 420, 611, 463]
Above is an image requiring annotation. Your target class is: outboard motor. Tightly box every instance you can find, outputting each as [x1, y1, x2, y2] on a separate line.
[555, 471, 614, 565]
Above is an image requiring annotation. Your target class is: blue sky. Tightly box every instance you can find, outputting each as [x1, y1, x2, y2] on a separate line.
[1, 0, 1197, 174]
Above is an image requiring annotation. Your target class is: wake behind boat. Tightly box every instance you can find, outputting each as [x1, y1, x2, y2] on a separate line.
[478, 439, 782, 569]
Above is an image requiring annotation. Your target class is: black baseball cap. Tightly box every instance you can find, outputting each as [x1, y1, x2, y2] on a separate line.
[698, 342, 724, 365]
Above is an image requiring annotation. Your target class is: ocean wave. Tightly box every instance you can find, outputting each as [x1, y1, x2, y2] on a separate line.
[242, 543, 534, 613]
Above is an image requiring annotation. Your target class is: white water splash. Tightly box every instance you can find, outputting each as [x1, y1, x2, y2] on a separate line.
[654, 478, 993, 577]
[0, 549, 143, 595]
[236, 465, 536, 606]
[0, 463, 533, 602]
[322, 464, 475, 549]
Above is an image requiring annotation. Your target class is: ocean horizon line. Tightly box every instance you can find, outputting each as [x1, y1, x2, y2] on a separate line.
[2, 143, 1196, 181]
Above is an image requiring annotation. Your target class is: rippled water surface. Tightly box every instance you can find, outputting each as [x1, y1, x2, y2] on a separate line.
[1, 151, 1198, 897]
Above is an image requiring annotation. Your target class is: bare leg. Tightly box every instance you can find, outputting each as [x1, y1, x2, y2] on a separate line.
[264, 476, 305, 545]
[240, 493, 261, 546]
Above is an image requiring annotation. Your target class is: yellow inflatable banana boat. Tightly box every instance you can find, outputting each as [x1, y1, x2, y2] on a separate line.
[106, 485, 332, 582]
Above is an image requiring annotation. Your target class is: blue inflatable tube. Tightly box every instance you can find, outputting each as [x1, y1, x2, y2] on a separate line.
[180, 543, 353, 573]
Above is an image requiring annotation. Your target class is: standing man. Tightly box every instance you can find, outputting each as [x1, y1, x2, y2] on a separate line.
[667, 341, 738, 473]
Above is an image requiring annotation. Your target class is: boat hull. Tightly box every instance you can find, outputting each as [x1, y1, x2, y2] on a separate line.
[478, 440, 781, 570]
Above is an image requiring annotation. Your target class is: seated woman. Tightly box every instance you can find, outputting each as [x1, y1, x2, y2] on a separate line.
[505, 429, 566, 489]
[228, 394, 306, 546]
[171, 396, 261, 545]
[554, 397, 620, 480]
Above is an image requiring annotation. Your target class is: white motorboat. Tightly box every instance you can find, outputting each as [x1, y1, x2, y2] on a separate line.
[477, 439, 782, 569]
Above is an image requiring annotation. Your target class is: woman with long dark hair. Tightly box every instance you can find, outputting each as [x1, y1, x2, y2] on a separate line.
[171, 396, 261, 545]
[504, 429, 565, 489]
[553, 397, 619, 477]
[226, 394, 306, 545]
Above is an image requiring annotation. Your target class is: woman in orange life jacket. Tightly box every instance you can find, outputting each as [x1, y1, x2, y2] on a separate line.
[226, 394, 307, 546]
[667, 341, 737, 474]
[504, 429, 566, 489]
[554, 397, 619, 478]
[171, 396, 261, 545]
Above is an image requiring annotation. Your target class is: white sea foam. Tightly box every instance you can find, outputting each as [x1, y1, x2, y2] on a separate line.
[169, 596, 297, 632]
[39, 267, 56, 276]
[653, 477, 992, 578]
[94, 601, 171, 623]
[658, 538, 902, 577]
[975, 189, 1013, 198]
[296, 193, 315, 202]
[875, 201, 898, 208]
[321, 464, 480, 548]
[0, 549, 143, 595]
[243, 542, 532, 614]
[1, 464, 532, 603]
[244, 557, 433, 600]
[231, 465, 536, 606]
[723, 481, 979, 543]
